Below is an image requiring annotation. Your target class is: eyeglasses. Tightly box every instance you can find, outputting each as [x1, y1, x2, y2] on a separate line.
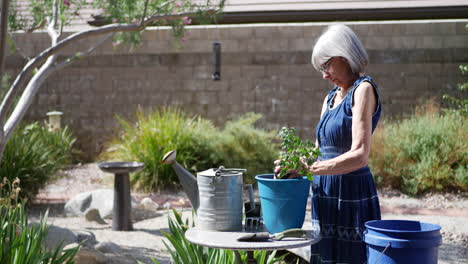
[319, 57, 334, 73]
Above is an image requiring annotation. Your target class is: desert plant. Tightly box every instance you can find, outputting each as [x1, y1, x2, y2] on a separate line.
[213, 112, 279, 183]
[274, 127, 320, 180]
[157, 209, 287, 264]
[0, 177, 80, 264]
[442, 64, 468, 115]
[0, 0, 225, 164]
[101, 107, 219, 191]
[0, 122, 76, 200]
[102, 107, 279, 191]
[369, 103, 467, 195]
[442, 26, 467, 115]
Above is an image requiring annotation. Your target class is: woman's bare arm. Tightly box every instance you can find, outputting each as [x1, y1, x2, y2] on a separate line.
[315, 95, 328, 148]
[306, 82, 377, 175]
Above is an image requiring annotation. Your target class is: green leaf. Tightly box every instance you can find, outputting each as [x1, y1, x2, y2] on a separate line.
[276, 127, 319, 179]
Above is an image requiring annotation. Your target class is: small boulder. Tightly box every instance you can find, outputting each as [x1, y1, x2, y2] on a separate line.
[64, 189, 114, 219]
[74, 229, 98, 248]
[94, 241, 122, 254]
[43, 225, 77, 250]
[139, 197, 160, 210]
[163, 201, 172, 209]
[64, 189, 137, 219]
[85, 208, 107, 225]
[42, 225, 97, 250]
[65, 243, 107, 264]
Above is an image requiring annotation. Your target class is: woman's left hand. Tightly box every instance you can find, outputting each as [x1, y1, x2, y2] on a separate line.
[299, 157, 312, 172]
[300, 157, 323, 175]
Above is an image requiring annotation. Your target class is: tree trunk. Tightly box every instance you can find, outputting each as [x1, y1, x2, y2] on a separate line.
[0, 0, 10, 164]
[0, 0, 9, 89]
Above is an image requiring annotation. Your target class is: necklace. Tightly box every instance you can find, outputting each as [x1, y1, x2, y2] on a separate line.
[337, 87, 349, 98]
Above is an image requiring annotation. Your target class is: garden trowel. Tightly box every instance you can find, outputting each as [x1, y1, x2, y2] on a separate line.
[237, 228, 307, 242]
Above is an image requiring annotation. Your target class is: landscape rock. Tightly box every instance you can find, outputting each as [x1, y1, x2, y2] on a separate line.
[140, 197, 160, 210]
[42, 225, 97, 250]
[95, 241, 122, 254]
[162, 201, 172, 209]
[132, 207, 161, 222]
[65, 243, 107, 264]
[64, 189, 136, 219]
[85, 208, 107, 224]
[31, 163, 468, 264]
[75, 229, 98, 248]
[64, 189, 113, 218]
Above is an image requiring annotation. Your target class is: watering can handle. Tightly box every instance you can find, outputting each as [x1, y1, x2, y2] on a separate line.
[214, 166, 247, 176]
[246, 184, 255, 211]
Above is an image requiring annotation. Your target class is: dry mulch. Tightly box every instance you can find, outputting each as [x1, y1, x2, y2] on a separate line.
[34, 163, 467, 217]
[29, 163, 468, 264]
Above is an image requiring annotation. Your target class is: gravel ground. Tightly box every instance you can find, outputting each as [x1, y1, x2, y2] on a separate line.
[30, 163, 468, 264]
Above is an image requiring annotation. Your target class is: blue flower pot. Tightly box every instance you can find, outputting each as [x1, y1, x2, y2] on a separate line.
[255, 174, 310, 234]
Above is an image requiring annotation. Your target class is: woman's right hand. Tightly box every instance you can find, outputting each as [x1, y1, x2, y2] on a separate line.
[273, 159, 301, 179]
[273, 160, 282, 179]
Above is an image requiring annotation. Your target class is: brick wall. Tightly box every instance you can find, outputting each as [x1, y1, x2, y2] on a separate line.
[6, 20, 468, 160]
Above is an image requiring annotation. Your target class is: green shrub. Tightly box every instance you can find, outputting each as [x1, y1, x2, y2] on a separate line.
[0, 122, 76, 200]
[102, 107, 279, 191]
[442, 64, 468, 115]
[212, 113, 279, 183]
[369, 104, 467, 195]
[153, 209, 286, 264]
[0, 178, 80, 263]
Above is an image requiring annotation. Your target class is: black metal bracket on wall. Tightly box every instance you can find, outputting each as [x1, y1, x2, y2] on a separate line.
[212, 41, 221, 81]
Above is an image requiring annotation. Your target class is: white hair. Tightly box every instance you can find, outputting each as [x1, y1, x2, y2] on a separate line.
[311, 24, 368, 74]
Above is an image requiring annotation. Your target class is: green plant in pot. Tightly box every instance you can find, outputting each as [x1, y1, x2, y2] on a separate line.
[256, 127, 320, 234]
[274, 127, 321, 180]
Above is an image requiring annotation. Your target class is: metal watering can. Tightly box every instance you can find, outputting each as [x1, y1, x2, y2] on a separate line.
[162, 150, 257, 231]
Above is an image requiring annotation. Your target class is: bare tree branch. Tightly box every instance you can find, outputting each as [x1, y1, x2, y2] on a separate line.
[3, 36, 115, 142]
[49, 0, 60, 45]
[142, 9, 216, 27]
[140, 0, 150, 26]
[52, 33, 113, 72]
[0, 1, 224, 162]
[47, 17, 59, 45]
[53, 0, 64, 40]
[147, 0, 176, 20]
[4, 4, 62, 145]
[59, 16, 64, 39]
[26, 19, 47, 33]
[8, 33, 32, 60]
[52, 0, 59, 30]
[4, 54, 55, 142]
[0, 7, 219, 127]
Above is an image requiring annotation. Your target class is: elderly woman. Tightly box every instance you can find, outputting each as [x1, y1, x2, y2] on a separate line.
[300, 24, 382, 263]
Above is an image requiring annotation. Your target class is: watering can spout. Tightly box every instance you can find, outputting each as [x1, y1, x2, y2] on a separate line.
[162, 150, 199, 211]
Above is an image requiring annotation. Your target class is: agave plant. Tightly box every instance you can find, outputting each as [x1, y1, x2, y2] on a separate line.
[0, 178, 80, 264]
[153, 209, 287, 264]
[0, 122, 76, 200]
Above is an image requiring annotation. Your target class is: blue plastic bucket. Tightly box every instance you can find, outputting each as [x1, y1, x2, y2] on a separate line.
[364, 220, 442, 264]
[255, 174, 310, 234]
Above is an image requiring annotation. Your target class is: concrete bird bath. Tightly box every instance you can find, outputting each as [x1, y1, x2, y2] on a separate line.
[98, 161, 144, 231]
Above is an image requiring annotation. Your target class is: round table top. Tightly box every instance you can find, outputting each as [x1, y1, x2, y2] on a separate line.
[185, 227, 320, 251]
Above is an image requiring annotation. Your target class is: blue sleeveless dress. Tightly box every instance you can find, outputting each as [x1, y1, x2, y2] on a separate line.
[310, 76, 382, 264]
